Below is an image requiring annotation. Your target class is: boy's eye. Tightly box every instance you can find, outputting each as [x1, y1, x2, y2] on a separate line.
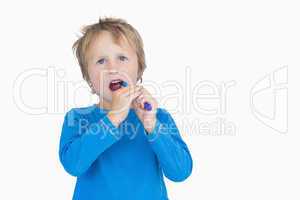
[119, 55, 128, 62]
[97, 58, 106, 65]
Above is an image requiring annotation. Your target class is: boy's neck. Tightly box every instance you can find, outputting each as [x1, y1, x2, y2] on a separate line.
[96, 98, 134, 111]
[97, 98, 112, 110]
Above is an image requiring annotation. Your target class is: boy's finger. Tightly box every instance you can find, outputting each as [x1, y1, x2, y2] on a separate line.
[124, 86, 143, 96]
[129, 90, 143, 101]
[135, 94, 143, 103]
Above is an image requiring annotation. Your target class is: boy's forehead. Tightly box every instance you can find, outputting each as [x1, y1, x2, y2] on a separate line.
[96, 31, 130, 49]
[88, 31, 134, 56]
[86, 31, 135, 60]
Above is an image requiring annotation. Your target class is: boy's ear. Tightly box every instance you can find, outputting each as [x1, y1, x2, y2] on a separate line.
[88, 81, 96, 94]
[137, 70, 144, 83]
[136, 75, 143, 83]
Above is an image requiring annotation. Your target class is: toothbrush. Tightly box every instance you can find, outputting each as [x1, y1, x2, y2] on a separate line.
[121, 81, 152, 111]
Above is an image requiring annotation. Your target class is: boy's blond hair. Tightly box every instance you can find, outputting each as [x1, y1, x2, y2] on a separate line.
[72, 17, 146, 85]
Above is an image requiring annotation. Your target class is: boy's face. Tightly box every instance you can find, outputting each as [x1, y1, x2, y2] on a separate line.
[86, 31, 139, 102]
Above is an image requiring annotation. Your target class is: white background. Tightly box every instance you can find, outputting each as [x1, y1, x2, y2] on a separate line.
[1, 0, 300, 199]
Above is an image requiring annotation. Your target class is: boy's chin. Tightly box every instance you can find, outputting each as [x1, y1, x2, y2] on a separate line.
[101, 95, 112, 102]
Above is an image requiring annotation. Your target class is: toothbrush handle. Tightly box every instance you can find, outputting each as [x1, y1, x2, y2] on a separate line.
[143, 102, 152, 111]
[121, 81, 152, 111]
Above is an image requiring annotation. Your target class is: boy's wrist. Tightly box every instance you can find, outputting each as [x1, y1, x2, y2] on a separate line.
[145, 117, 157, 134]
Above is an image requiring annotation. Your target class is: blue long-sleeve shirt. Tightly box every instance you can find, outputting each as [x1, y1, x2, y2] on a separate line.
[59, 104, 193, 200]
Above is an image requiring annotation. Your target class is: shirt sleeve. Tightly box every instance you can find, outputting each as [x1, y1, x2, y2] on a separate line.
[58, 108, 121, 177]
[146, 108, 193, 182]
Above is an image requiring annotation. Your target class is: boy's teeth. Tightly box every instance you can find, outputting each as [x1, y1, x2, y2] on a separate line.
[109, 80, 123, 91]
[111, 79, 121, 83]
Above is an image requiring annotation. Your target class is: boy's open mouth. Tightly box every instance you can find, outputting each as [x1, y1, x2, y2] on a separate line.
[109, 79, 124, 91]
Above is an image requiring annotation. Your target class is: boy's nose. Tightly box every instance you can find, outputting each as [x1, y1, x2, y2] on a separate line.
[108, 69, 119, 75]
[106, 61, 120, 74]
[107, 60, 119, 71]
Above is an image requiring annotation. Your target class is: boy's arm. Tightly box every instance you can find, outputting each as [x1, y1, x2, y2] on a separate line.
[58, 108, 121, 177]
[146, 108, 193, 182]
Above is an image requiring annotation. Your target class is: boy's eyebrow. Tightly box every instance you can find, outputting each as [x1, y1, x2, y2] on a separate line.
[90, 48, 131, 61]
[116, 52, 129, 56]
[95, 52, 129, 59]
[96, 54, 107, 58]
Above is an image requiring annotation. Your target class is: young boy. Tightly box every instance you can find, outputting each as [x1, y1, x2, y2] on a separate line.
[59, 17, 193, 200]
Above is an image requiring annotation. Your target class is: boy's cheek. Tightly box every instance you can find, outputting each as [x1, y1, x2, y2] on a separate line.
[125, 63, 139, 82]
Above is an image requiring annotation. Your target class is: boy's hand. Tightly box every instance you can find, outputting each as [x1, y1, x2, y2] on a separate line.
[132, 87, 158, 134]
[107, 85, 143, 127]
